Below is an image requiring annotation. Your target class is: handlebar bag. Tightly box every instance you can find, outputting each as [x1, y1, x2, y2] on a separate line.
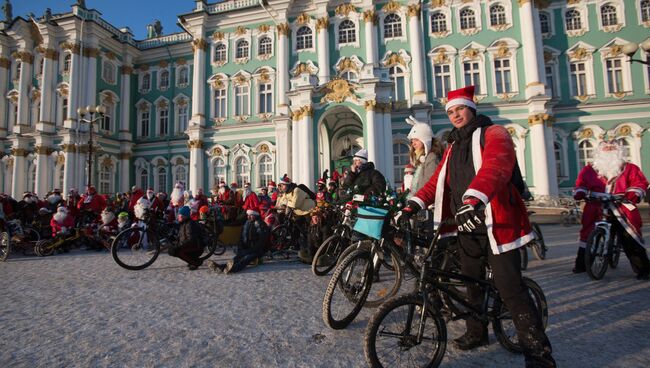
[353, 206, 389, 240]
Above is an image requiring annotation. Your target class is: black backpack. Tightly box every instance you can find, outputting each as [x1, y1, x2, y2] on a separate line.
[297, 184, 317, 201]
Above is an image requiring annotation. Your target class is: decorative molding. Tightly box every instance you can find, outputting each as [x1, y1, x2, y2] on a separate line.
[235, 26, 248, 36]
[363, 10, 378, 24]
[535, 0, 551, 8]
[210, 75, 225, 89]
[0, 57, 10, 69]
[259, 71, 271, 83]
[296, 12, 311, 25]
[364, 100, 376, 111]
[258, 24, 271, 33]
[121, 65, 134, 75]
[376, 102, 392, 113]
[462, 48, 480, 60]
[60, 42, 81, 54]
[320, 79, 357, 103]
[382, 52, 407, 67]
[234, 115, 250, 123]
[277, 23, 290, 36]
[259, 144, 269, 153]
[494, 41, 511, 58]
[569, 47, 589, 61]
[83, 48, 100, 58]
[56, 155, 65, 165]
[528, 113, 555, 127]
[567, 0, 581, 5]
[192, 38, 208, 52]
[517, 0, 531, 6]
[61, 144, 76, 153]
[430, 0, 447, 7]
[212, 31, 225, 40]
[187, 140, 204, 149]
[34, 146, 54, 155]
[606, 45, 623, 58]
[42, 48, 59, 60]
[233, 74, 248, 86]
[292, 61, 317, 76]
[11, 51, 34, 64]
[105, 51, 116, 60]
[157, 100, 168, 109]
[291, 105, 313, 121]
[177, 58, 187, 65]
[335, 57, 360, 73]
[407, 4, 421, 18]
[316, 17, 329, 31]
[616, 125, 631, 137]
[10, 148, 28, 157]
[138, 64, 150, 72]
[579, 128, 593, 139]
[382, 1, 402, 13]
[336, 4, 357, 17]
[543, 51, 555, 63]
[432, 48, 448, 65]
[159, 60, 168, 68]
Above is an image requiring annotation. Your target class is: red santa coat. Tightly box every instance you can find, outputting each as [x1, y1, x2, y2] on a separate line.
[574, 163, 648, 245]
[128, 189, 144, 213]
[77, 194, 107, 214]
[99, 218, 119, 235]
[50, 215, 75, 237]
[194, 194, 209, 209]
[242, 192, 260, 212]
[411, 125, 533, 255]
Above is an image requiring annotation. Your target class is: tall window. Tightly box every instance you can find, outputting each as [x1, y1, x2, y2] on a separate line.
[140, 110, 150, 137]
[539, 13, 550, 35]
[174, 165, 187, 185]
[258, 36, 272, 56]
[463, 61, 481, 93]
[578, 140, 594, 167]
[213, 158, 226, 186]
[63, 54, 71, 73]
[235, 156, 249, 187]
[102, 62, 115, 84]
[214, 43, 227, 62]
[141, 73, 151, 91]
[157, 167, 167, 193]
[545, 65, 557, 97]
[460, 8, 476, 30]
[490, 4, 507, 26]
[339, 20, 356, 44]
[565, 9, 582, 31]
[494, 59, 512, 94]
[235, 84, 249, 116]
[570, 61, 588, 96]
[215, 87, 227, 118]
[101, 104, 111, 131]
[100, 164, 112, 194]
[62, 97, 68, 122]
[389, 66, 406, 103]
[159, 70, 170, 90]
[643, 0, 650, 22]
[616, 138, 632, 161]
[139, 169, 149, 189]
[258, 155, 273, 187]
[433, 64, 452, 98]
[430, 13, 447, 33]
[178, 66, 189, 86]
[28, 165, 36, 193]
[605, 58, 624, 94]
[554, 142, 563, 178]
[384, 14, 403, 38]
[393, 142, 410, 185]
[159, 108, 169, 135]
[15, 61, 22, 80]
[259, 83, 272, 114]
[296, 26, 313, 50]
[600, 5, 618, 27]
[236, 40, 249, 59]
[178, 105, 188, 133]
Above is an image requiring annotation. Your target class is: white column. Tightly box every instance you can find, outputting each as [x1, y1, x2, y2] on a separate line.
[84, 47, 99, 109]
[10, 140, 29, 199]
[66, 48, 82, 125]
[316, 17, 330, 85]
[119, 64, 133, 140]
[518, 1, 546, 98]
[276, 25, 290, 114]
[34, 145, 53, 197]
[544, 124, 559, 196]
[15, 52, 33, 128]
[407, 6, 427, 103]
[190, 39, 207, 127]
[528, 122, 551, 196]
[0, 56, 9, 138]
[273, 117, 292, 178]
[38, 49, 57, 133]
[61, 141, 76, 195]
[298, 113, 315, 188]
[291, 117, 299, 181]
[363, 11, 378, 66]
[365, 105, 380, 165]
[119, 150, 131, 193]
[188, 140, 205, 194]
[382, 105, 395, 186]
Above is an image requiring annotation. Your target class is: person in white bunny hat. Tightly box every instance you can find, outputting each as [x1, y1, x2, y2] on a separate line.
[405, 115, 443, 197]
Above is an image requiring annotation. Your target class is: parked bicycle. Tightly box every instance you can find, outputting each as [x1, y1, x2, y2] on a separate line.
[311, 202, 355, 276]
[561, 200, 582, 227]
[364, 218, 548, 368]
[519, 212, 547, 271]
[0, 219, 41, 261]
[584, 192, 626, 280]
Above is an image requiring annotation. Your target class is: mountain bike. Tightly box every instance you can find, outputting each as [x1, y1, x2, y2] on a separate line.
[0, 219, 41, 261]
[312, 203, 354, 276]
[561, 200, 582, 227]
[584, 192, 626, 280]
[364, 219, 548, 368]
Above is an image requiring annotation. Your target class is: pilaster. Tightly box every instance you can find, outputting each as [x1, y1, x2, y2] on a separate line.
[190, 37, 207, 127]
[0, 54, 9, 138]
[10, 138, 30, 198]
[407, 5, 427, 104]
[118, 143, 132, 193]
[291, 105, 314, 187]
[276, 23, 290, 115]
[34, 135, 54, 197]
[527, 112, 558, 197]
[37, 47, 58, 133]
[119, 60, 133, 141]
[60, 137, 77, 195]
[518, 1, 546, 98]
[65, 43, 82, 129]
[273, 117, 292, 179]
[316, 16, 330, 85]
[363, 10, 378, 66]
[14, 50, 33, 134]
[187, 128, 205, 193]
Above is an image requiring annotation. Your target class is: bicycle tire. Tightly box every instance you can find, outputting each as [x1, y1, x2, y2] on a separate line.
[364, 293, 447, 368]
[269, 224, 290, 250]
[519, 247, 528, 271]
[213, 240, 226, 256]
[560, 211, 571, 227]
[322, 249, 373, 330]
[35, 239, 55, 257]
[0, 231, 10, 261]
[608, 232, 621, 269]
[493, 277, 548, 354]
[111, 227, 160, 270]
[198, 224, 217, 262]
[531, 223, 546, 260]
[585, 228, 608, 280]
[364, 244, 403, 308]
[312, 233, 350, 276]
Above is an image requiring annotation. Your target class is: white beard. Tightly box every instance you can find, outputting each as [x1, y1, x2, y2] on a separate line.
[218, 188, 226, 195]
[134, 204, 147, 220]
[53, 212, 67, 224]
[243, 189, 252, 200]
[170, 188, 183, 206]
[592, 150, 625, 179]
[101, 212, 115, 225]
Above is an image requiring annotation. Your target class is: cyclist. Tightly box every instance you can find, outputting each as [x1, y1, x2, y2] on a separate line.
[276, 175, 316, 262]
[169, 205, 205, 270]
[572, 140, 649, 279]
[402, 86, 555, 368]
[342, 149, 386, 196]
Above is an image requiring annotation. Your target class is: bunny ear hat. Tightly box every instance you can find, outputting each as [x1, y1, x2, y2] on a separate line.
[406, 115, 434, 157]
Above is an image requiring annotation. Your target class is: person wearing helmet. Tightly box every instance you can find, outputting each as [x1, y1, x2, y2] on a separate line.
[169, 206, 205, 270]
[117, 212, 130, 232]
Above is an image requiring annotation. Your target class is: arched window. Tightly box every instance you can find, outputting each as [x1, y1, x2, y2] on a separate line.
[234, 156, 249, 187]
[159, 70, 170, 90]
[615, 138, 632, 162]
[174, 165, 187, 185]
[178, 66, 189, 86]
[554, 142, 564, 179]
[460, 8, 477, 30]
[15, 60, 22, 80]
[296, 26, 313, 50]
[389, 65, 406, 103]
[157, 167, 167, 193]
[214, 43, 227, 62]
[100, 102, 112, 132]
[236, 40, 249, 59]
[55, 163, 65, 191]
[177, 104, 188, 133]
[340, 70, 358, 82]
[63, 54, 71, 73]
[213, 158, 226, 187]
[643, 0, 650, 22]
[430, 13, 447, 33]
[384, 14, 403, 38]
[258, 154, 273, 187]
[338, 20, 356, 44]
[489, 4, 507, 26]
[565, 9, 582, 31]
[539, 13, 550, 35]
[139, 169, 149, 189]
[258, 36, 272, 56]
[393, 142, 410, 186]
[600, 4, 617, 27]
[578, 140, 594, 167]
[141, 73, 151, 91]
[235, 84, 250, 116]
[100, 163, 113, 194]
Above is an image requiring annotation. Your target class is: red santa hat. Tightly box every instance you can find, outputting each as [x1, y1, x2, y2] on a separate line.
[317, 178, 326, 186]
[218, 181, 226, 188]
[445, 85, 476, 112]
[404, 164, 415, 174]
[230, 182, 238, 188]
[267, 180, 276, 188]
[278, 175, 292, 185]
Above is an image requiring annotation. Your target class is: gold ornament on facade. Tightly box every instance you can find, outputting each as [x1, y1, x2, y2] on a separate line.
[192, 38, 208, 52]
[258, 24, 271, 33]
[321, 79, 357, 104]
[293, 62, 316, 76]
[235, 26, 248, 36]
[569, 47, 589, 61]
[296, 13, 311, 25]
[335, 4, 357, 17]
[210, 75, 225, 89]
[543, 51, 554, 63]
[10, 148, 28, 157]
[31, 89, 41, 102]
[259, 71, 271, 83]
[34, 146, 54, 155]
[430, 0, 447, 8]
[187, 140, 204, 149]
[617, 125, 631, 137]
[233, 75, 248, 86]
[117, 152, 131, 160]
[12, 51, 34, 64]
[83, 48, 100, 58]
[177, 98, 187, 107]
[364, 100, 376, 111]
[277, 23, 290, 36]
[527, 113, 555, 127]
[61, 42, 81, 54]
[579, 128, 593, 139]
[121, 65, 133, 75]
[607, 45, 623, 58]
[61, 144, 76, 153]
[497, 93, 516, 101]
[0, 57, 10, 69]
[137, 102, 150, 112]
[383, 52, 407, 67]
[567, 0, 581, 5]
[56, 155, 66, 165]
[41, 48, 59, 60]
[462, 48, 480, 60]
[336, 58, 359, 73]
[259, 144, 269, 153]
[177, 58, 187, 65]
[576, 94, 590, 102]
[407, 4, 421, 18]
[157, 100, 168, 109]
[507, 127, 516, 136]
[517, 0, 531, 6]
[291, 105, 314, 121]
[494, 42, 511, 58]
[534, 0, 551, 9]
[382, 1, 401, 13]
[105, 51, 116, 60]
[212, 31, 225, 40]
[316, 17, 329, 31]
[363, 10, 377, 24]
[138, 64, 150, 72]
[159, 60, 168, 68]
[212, 147, 222, 156]
[612, 91, 627, 99]
[432, 49, 448, 65]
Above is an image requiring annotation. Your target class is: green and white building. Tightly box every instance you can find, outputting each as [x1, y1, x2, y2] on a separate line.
[1, 0, 649, 200]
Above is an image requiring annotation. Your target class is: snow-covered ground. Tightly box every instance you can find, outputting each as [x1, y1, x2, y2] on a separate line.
[1, 224, 649, 368]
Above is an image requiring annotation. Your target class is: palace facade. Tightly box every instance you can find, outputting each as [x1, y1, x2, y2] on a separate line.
[1, 0, 650, 200]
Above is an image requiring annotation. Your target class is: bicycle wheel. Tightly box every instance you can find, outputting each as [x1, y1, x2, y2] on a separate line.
[0, 231, 10, 261]
[35, 239, 55, 257]
[531, 223, 546, 260]
[212, 240, 226, 256]
[198, 224, 217, 262]
[111, 227, 160, 270]
[364, 244, 403, 308]
[312, 233, 350, 276]
[608, 232, 621, 269]
[322, 249, 373, 330]
[493, 277, 548, 354]
[365, 293, 447, 368]
[269, 224, 290, 250]
[585, 228, 608, 280]
[519, 247, 528, 271]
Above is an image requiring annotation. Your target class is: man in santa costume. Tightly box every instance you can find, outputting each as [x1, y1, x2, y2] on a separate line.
[572, 140, 649, 279]
[267, 180, 278, 206]
[128, 186, 144, 214]
[78, 186, 107, 219]
[97, 209, 119, 249]
[241, 182, 260, 214]
[168, 182, 185, 220]
[50, 206, 75, 238]
[143, 188, 165, 217]
[231, 182, 243, 210]
[402, 164, 415, 193]
[216, 181, 236, 220]
[402, 86, 555, 367]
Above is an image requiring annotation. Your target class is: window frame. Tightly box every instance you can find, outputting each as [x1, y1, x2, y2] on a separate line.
[235, 39, 250, 62]
[539, 11, 553, 38]
[176, 64, 190, 88]
[257, 154, 274, 188]
[383, 13, 404, 40]
[338, 19, 357, 46]
[564, 6, 589, 36]
[639, 0, 650, 25]
[599, 43, 632, 98]
[233, 155, 250, 188]
[457, 6, 481, 35]
[487, 2, 512, 31]
[295, 26, 314, 52]
[101, 59, 117, 85]
[173, 95, 190, 135]
[158, 68, 170, 91]
[487, 40, 520, 97]
[139, 72, 151, 93]
[597, 1, 625, 31]
[257, 35, 273, 59]
[392, 141, 410, 187]
[137, 101, 152, 138]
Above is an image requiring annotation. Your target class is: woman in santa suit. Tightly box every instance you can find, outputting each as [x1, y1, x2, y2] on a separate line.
[402, 86, 555, 368]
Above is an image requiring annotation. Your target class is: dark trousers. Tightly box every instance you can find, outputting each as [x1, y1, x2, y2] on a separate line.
[168, 243, 203, 267]
[230, 247, 264, 273]
[616, 224, 650, 276]
[457, 232, 553, 362]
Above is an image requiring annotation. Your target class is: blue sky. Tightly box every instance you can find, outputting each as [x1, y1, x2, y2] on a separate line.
[12, 0, 196, 39]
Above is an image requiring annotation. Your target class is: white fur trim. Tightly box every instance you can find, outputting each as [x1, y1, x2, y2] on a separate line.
[463, 189, 489, 206]
[574, 188, 588, 194]
[433, 145, 452, 230]
[445, 97, 476, 112]
[610, 203, 644, 246]
[494, 232, 535, 254]
[626, 187, 645, 199]
[411, 196, 426, 212]
[579, 240, 587, 249]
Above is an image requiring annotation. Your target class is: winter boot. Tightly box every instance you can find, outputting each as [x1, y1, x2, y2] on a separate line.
[572, 247, 586, 273]
[452, 330, 489, 351]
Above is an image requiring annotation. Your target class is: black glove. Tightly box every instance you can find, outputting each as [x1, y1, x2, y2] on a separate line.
[455, 197, 482, 233]
[401, 200, 421, 220]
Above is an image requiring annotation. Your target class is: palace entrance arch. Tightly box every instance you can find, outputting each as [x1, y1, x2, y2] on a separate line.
[317, 106, 364, 180]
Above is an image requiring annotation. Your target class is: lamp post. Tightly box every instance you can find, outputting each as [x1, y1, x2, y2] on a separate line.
[622, 39, 650, 65]
[76, 104, 106, 189]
